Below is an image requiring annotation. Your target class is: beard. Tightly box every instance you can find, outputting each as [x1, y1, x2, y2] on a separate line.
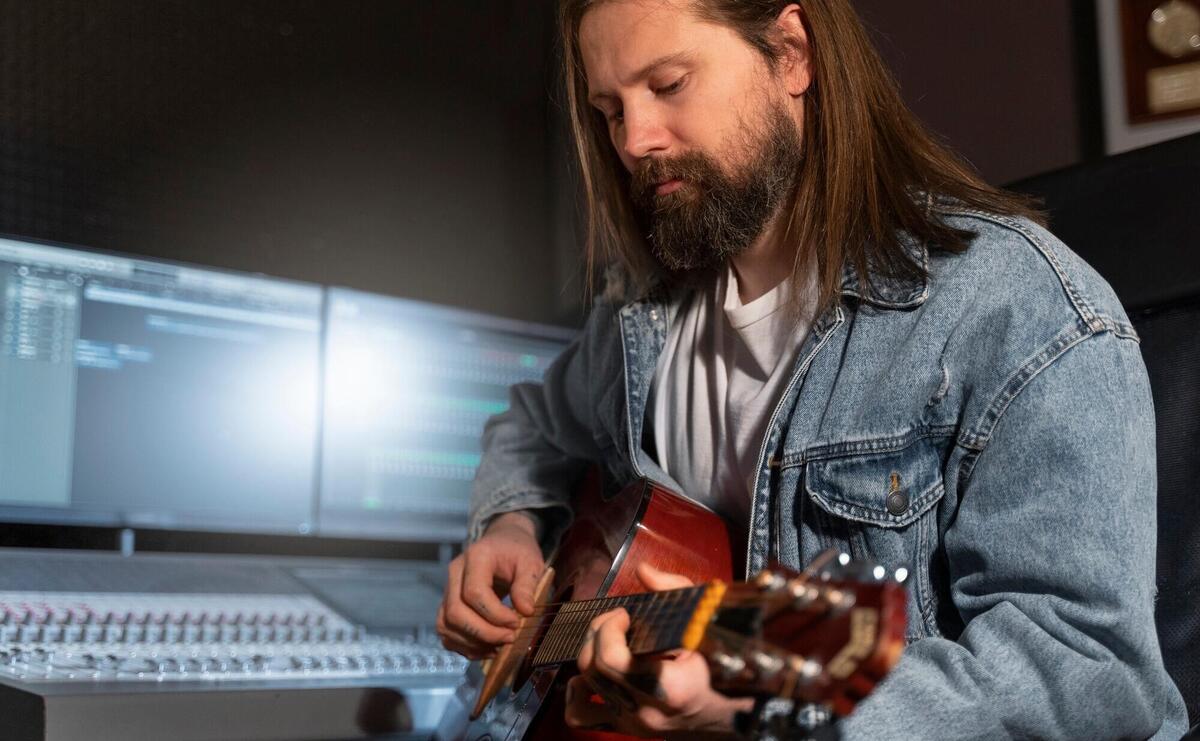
[629, 100, 803, 274]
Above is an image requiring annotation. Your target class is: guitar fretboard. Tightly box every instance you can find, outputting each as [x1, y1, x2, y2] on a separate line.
[530, 586, 706, 667]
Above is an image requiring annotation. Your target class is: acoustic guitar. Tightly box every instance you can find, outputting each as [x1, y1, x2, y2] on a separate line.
[441, 477, 907, 740]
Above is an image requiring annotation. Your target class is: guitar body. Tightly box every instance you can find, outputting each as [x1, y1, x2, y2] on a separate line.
[450, 478, 734, 741]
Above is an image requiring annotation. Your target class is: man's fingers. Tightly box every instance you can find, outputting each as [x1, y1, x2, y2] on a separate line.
[577, 607, 624, 672]
[436, 602, 493, 659]
[636, 562, 694, 591]
[508, 554, 545, 616]
[443, 554, 516, 645]
[578, 608, 635, 686]
[461, 549, 522, 628]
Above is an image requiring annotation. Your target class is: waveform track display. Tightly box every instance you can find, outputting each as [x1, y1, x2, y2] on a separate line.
[319, 288, 575, 541]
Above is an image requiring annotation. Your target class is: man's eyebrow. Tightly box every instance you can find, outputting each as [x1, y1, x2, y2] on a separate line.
[587, 50, 696, 106]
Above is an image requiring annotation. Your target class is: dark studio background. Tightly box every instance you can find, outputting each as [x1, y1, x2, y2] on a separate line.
[0, 0, 1103, 328]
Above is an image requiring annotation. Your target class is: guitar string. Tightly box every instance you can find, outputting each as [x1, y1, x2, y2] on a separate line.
[504, 598, 838, 663]
[511, 605, 703, 645]
[500, 589, 834, 640]
[476, 575, 829, 617]
[486, 586, 707, 616]
[522, 602, 697, 656]
[527, 609, 764, 666]
[520, 600, 714, 659]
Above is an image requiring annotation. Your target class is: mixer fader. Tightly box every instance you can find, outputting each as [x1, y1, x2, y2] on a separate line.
[0, 592, 465, 684]
[0, 551, 468, 741]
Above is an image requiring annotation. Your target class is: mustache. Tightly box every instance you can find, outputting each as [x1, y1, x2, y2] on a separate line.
[630, 153, 713, 204]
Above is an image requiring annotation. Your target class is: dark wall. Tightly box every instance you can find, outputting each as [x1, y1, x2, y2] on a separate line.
[0, 1, 571, 324]
[854, 0, 1092, 185]
[0, 2, 1098, 327]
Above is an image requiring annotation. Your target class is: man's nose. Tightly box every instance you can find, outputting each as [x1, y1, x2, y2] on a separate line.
[620, 107, 671, 163]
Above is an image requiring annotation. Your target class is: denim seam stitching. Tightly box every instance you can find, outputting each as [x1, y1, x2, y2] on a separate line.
[958, 323, 1094, 455]
[778, 424, 957, 468]
[935, 206, 1098, 326]
[804, 480, 945, 527]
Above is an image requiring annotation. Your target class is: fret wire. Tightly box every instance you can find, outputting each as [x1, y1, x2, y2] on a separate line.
[527, 590, 711, 666]
[533, 602, 561, 665]
[546, 602, 570, 664]
[633, 590, 658, 653]
[565, 597, 594, 662]
[526, 604, 705, 666]
[525, 604, 704, 646]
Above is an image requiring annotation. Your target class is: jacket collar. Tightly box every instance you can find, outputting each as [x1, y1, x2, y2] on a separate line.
[838, 232, 930, 310]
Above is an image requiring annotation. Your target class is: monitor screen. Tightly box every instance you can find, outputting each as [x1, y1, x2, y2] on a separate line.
[0, 236, 323, 534]
[318, 288, 575, 541]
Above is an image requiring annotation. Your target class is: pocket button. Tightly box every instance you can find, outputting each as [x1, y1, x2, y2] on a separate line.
[886, 489, 911, 516]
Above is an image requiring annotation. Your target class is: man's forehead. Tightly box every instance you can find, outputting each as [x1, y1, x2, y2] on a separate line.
[580, 0, 703, 98]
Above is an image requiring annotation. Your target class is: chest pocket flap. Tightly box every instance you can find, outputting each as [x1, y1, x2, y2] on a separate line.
[804, 434, 949, 528]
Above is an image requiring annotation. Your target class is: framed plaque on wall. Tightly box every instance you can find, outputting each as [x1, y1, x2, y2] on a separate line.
[1120, 0, 1200, 121]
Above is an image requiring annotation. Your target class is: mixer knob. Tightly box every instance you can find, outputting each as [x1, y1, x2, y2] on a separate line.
[97, 654, 120, 672]
[119, 657, 156, 675]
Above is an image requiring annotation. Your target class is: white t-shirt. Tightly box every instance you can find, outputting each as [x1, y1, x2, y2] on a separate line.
[649, 265, 815, 530]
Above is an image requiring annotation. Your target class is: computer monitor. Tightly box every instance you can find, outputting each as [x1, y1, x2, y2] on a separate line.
[0, 236, 323, 534]
[318, 288, 575, 542]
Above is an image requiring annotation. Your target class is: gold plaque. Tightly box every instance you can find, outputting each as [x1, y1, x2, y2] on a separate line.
[1147, 0, 1200, 58]
[1147, 61, 1200, 111]
[1121, 0, 1200, 122]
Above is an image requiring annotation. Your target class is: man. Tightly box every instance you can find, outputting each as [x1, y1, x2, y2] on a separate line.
[438, 0, 1189, 738]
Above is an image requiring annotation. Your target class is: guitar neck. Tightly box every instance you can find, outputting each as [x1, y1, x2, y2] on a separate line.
[529, 584, 720, 667]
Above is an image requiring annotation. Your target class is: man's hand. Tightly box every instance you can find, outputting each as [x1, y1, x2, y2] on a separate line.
[564, 563, 755, 738]
[436, 511, 545, 659]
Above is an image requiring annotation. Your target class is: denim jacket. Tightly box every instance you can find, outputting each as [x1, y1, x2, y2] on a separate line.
[468, 206, 1188, 740]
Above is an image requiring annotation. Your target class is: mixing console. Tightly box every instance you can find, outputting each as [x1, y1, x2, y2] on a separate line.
[0, 592, 467, 684]
[0, 551, 469, 740]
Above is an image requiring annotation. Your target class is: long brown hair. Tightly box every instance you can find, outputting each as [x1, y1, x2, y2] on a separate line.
[559, 0, 1045, 310]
